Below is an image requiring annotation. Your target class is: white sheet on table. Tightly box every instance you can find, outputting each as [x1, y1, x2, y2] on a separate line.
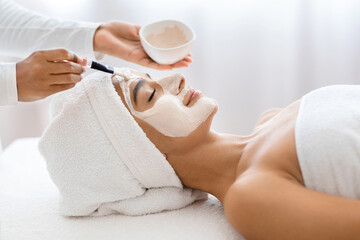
[0, 138, 244, 240]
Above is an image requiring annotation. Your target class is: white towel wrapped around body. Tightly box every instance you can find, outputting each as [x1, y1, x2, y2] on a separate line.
[38, 72, 207, 217]
[295, 85, 360, 199]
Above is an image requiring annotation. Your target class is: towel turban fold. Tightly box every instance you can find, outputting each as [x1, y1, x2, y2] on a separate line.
[39, 72, 207, 216]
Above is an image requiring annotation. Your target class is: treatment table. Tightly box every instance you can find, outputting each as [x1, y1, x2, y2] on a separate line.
[0, 138, 244, 240]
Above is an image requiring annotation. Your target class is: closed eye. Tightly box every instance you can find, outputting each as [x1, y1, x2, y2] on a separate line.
[148, 89, 156, 102]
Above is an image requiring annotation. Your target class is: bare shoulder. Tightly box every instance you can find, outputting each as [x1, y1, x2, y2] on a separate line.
[254, 108, 283, 128]
[223, 171, 287, 238]
[223, 171, 360, 240]
[255, 100, 301, 128]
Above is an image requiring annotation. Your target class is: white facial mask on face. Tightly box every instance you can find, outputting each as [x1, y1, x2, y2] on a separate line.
[115, 69, 217, 137]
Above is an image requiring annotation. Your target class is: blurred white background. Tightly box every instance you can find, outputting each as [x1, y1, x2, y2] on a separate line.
[1, 0, 360, 149]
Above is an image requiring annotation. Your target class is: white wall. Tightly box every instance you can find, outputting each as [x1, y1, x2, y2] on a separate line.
[1, 0, 360, 148]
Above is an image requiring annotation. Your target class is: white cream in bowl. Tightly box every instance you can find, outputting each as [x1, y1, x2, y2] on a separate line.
[140, 20, 195, 65]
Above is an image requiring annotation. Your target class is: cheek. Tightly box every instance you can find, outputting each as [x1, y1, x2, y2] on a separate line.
[137, 96, 217, 138]
[135, 100, 218, 155]
[140, 99, 186, 137]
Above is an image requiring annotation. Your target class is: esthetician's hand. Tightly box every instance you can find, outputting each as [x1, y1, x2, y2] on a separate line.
[16, 48, 87, 102]
[93, 21, 193, 70]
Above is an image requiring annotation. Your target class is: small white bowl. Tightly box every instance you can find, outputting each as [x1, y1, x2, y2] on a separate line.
[139, 20, 195, 65]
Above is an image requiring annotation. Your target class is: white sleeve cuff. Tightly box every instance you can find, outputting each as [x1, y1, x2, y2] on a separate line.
[81, 22, 104, 61]
[0, 62, 18, 106]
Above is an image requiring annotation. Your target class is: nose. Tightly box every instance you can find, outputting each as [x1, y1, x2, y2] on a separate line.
[158, 73, 186, 95]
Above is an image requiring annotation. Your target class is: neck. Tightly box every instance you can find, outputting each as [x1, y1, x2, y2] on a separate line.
[168, 130, 251, 204]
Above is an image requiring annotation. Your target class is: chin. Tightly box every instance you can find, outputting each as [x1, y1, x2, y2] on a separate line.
[206, 97, 218, 117]
[200, 101, 218, 132]
[208, 105, 218, 124]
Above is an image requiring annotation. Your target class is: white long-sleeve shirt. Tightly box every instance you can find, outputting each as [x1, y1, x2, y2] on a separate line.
[0, 0, 102, 105]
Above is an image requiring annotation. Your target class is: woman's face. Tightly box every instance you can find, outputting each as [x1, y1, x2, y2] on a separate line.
[113, 70, 218, 155]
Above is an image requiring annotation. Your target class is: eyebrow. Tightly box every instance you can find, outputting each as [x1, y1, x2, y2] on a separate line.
[133, 79, 146, 105]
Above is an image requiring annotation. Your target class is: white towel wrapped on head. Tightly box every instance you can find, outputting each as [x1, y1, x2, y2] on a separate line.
[38, 71, 207, 217]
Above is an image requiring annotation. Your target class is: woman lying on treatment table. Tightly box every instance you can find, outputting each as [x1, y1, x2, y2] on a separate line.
[40, 70, 360, 240]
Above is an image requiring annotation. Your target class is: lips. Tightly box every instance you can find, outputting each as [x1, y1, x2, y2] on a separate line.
[184, 87, 201, 106]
